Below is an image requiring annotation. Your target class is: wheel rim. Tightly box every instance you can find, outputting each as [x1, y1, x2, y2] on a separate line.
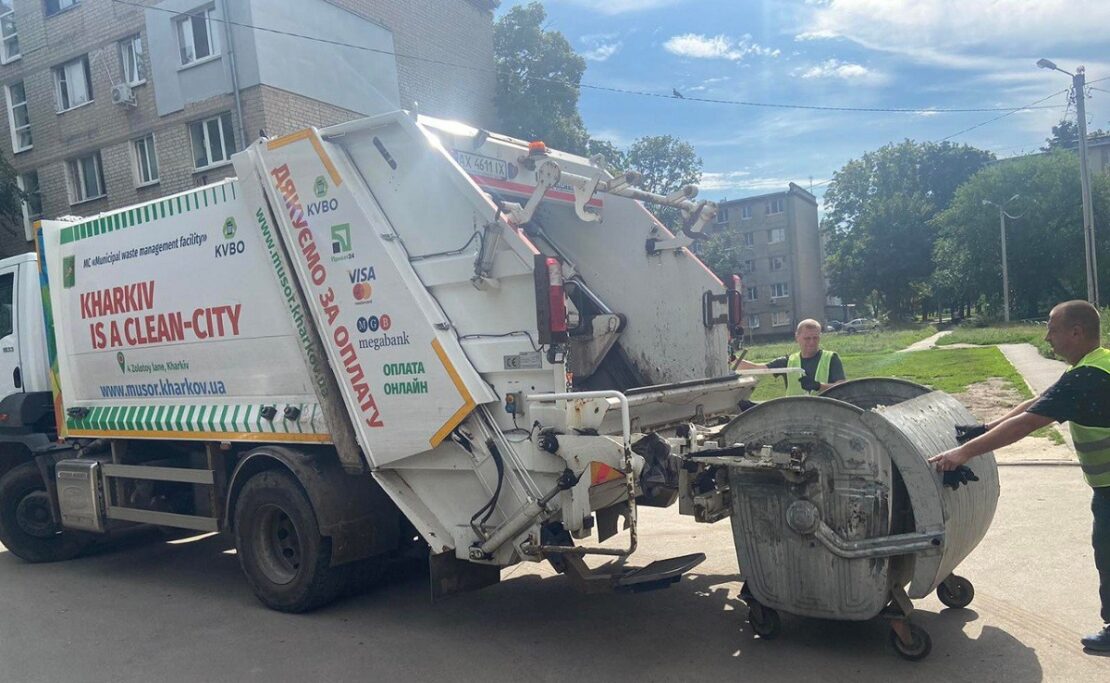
[253, 504, 303, 585]
[15, 491, 58, 539]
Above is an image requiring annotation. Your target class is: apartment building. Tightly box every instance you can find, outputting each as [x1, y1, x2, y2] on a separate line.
[0, 0, 497, 257]
[714, 183, 824, 339]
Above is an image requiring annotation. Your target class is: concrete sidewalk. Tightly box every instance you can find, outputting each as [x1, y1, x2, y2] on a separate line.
[997, 343, 1067, 395]
[897, 330, 952, 352]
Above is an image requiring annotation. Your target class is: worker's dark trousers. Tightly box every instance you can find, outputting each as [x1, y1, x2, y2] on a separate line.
[1095, 486, 1110, 624]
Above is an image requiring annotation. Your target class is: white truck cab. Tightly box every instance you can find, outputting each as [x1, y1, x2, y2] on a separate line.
[0, 252, 53, 456]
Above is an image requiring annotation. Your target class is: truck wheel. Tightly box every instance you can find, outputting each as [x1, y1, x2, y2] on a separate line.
[0, 462, 91, 563]
[233, 469, 347, 613]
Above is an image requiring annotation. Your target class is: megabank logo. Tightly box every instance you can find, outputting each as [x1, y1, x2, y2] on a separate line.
[357, 314, 392, 333]
[350, 266, 376, 303]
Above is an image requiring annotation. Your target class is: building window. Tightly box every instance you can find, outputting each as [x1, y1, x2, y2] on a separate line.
[44, 0, 78, 16]
[6, 81, 31, 152]
[772, 311, 791, 327]
[740, 205, 752, 220]
[768, 227, 785, 244]
[132, 134, 159, 186]
[748, 314, 761, 329]
[746, 286, 758, 301]
[741, 259, 755, 274]
[741, 231, 754, 247]
[177, 5, 219, 66]
[767, 198, 784, 215]
[119, 34, 145, 86]
[53, 55, 92, 112]
[66, 151, 105, 204]
[189, 112, 236, 169]
[769, 256, 785, 271]
[16, 171, 41, 241]
[771, 282, 790, 298]
[716, 207, 728, 224]
[1, 2, 19, 64]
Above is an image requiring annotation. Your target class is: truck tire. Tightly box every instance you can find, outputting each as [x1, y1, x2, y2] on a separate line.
[0, 462, 91, 563]
[233, 469, 348, 613]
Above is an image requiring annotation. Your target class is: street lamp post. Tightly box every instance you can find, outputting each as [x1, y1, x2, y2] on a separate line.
[1038, 58, 1099, 305]
[983, 195, 1023, 323]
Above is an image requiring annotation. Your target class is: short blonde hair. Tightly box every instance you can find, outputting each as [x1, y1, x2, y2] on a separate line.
[796, 319, 822, 335]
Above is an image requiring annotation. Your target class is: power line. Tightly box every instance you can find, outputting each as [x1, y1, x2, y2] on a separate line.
[939, 89, 1070, 142]
[111, 0, 1070, 117]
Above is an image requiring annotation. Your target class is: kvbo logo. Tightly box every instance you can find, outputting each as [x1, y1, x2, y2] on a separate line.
[356, 314, 392, 333]
[307, 198, 339, 216]
[216, 216, 246, 258]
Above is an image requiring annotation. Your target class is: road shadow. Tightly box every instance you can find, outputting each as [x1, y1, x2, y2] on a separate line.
[1, 538, 1050, 682]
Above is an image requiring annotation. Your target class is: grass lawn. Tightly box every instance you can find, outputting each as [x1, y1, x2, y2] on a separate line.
[746, 345, 1063, 444]
[743, 325, 938, 360]
[749, 347, 1027, 401]
[935, 324, 1054, 357]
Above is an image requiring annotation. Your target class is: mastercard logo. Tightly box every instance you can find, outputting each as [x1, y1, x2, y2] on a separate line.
[352, 282, 373, 301]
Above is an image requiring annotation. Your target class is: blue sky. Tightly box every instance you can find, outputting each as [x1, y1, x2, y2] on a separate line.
[496, 0, 1110, 203]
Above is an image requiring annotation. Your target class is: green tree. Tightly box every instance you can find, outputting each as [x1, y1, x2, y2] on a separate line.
[585, 138, 627, 175]
[625, 135, 702, 231]
[932, 151, 1110, 318]
[1042, 118, 1108, 152]
[822, 140, 994, 319]
[0, 153, 26, 251]
[493, 3, 589, 154]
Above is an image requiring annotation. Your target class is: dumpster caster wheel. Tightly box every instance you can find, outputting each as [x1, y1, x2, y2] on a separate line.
[937, 574, 974, 609]
[889, 623, 932, 661]
[747, 601, 782, 640]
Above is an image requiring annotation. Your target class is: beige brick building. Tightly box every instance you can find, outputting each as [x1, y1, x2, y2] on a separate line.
[714, 184, 825, 339]
[0, 0, 497, 257]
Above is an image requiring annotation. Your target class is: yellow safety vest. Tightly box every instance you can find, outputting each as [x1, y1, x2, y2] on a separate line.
[786, 350, 836, 396]
[1067, 347, 1110, 488]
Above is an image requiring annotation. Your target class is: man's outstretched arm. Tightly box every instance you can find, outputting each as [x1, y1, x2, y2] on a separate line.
[929, 411, 1053, 471]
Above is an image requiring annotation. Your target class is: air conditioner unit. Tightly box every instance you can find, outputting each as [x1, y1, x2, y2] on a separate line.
[111, 83, 135, 106]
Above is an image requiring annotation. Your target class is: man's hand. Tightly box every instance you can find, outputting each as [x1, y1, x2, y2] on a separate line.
[928, 447, 974, 472]
[799, 376, 821, 392]
[942, 465, 980, 490]
[955, 424, 988, 444]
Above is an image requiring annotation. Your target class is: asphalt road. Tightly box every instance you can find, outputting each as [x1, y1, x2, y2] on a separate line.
[2, 462, 1109, 682]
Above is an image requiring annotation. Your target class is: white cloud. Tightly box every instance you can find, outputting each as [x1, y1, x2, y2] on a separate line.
[794, 58, 885, 84]
[664, 33, 779, 61]
[583, 42, 622, 61]
[797, 0, 1110, 66]
[700, 171, 798, 192]
[555, 0, 686, 15]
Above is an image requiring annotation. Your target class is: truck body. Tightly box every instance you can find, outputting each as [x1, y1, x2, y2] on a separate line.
[0, 110, 752, 610]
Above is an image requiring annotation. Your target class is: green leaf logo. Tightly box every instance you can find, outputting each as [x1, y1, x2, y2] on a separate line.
[222, 217, 237, 240]
[331, 223, 352, 254]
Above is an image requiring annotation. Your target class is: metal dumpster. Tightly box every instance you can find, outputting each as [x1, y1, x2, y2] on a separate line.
[718, 379, 999, 660]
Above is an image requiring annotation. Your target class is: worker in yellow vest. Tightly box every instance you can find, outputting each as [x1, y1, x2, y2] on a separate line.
[738, 318, 845, 394]
[930, 300, 1110, 653]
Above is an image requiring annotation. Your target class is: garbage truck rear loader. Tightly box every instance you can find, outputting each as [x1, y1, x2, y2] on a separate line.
[1, 110, 751, 612]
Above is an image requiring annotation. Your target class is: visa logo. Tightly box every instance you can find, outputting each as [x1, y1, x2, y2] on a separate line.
[349, 266, 377, 283]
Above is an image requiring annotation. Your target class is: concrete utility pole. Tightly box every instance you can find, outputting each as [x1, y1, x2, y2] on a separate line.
[1074, 67, 1099, 306]
[1038, 59, 1099, 305]
[983, 195, 1022, 323]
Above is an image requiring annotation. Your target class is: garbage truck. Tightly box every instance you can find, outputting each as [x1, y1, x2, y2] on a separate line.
[0, 110, 997, 660]
[0, 110, 749, 609]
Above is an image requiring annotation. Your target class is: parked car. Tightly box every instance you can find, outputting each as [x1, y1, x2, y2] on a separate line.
[843, 318, 881, 334]
[826, 320, 844, 332]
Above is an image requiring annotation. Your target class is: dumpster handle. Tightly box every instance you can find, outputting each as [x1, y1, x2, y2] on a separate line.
[814, 521, 943, 560]
[524, 391, 637, 559]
